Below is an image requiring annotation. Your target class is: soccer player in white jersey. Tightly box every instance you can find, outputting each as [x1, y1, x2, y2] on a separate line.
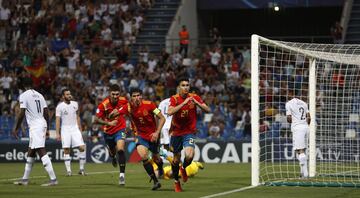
[286, 92, 311, 178]
[56, 89, 86, 176]
[12, 77, 58, 186]
[158, 98, 172, 150]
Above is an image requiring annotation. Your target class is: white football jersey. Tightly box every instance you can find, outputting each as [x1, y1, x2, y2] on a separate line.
[158, 98, 172, 129]
[286, 98, 309, 128]
[56, 101, 79, 127]
[19, 89, 47, 128]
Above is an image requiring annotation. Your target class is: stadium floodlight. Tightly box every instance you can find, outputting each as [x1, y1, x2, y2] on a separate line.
[251, 35, 360, 187]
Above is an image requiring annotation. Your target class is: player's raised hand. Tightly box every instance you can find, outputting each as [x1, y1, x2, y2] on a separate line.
[11, 129, 19, 140]
[108, 120, 118, 126]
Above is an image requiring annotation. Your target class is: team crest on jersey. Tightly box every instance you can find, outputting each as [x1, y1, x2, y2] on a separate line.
[64, 110, 68, 115]
[143, 110, 148, 116]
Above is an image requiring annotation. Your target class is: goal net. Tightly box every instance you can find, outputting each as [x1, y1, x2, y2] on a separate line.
[251, 35, 360, 187]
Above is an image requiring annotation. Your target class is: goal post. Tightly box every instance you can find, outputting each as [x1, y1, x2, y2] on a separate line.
[251, 35, 360, 187]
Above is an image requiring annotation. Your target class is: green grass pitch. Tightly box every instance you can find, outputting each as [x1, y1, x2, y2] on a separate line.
[0, 163, 359, 198]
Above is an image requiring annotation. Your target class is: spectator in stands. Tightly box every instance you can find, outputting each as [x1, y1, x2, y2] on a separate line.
[208, 120, 222, 140]
[208, 27, 221, 48]
[330, 21, 343, 44]
[0, 0, 260, 141]
[179, 25, 189, 58]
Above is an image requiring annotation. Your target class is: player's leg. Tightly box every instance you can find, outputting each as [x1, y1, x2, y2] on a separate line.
[297, 149, 308, 178]
[77, 145, 86, 175]
[37, 147, 57, 186]
[104, 133, 117, 167]
[14, 147, 35, 185]
[180, 134, 196, 182]
[137, 138, 161, 190]
[61, 128, 72, 175]
[170, 135, 183, 192]
[33, 126, 57, 186]
[150, 141, 164, 178]
[71, 129, 86, 175]
[293, 127, 309, 178]
[115, 129, 127, 185]
[63, 148, 72, 176]
[160, 127, 170, 151]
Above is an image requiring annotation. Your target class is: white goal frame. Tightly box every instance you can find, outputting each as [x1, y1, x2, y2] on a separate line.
[251, 34, 360, 187]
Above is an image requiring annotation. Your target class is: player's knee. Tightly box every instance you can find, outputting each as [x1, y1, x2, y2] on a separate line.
[298, 153, 307, 165]
[63, 148, 71, 154]
[78, 145, 85, 152]
[172, 157, 180, 165]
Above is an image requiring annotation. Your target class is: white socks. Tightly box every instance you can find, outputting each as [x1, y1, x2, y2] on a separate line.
[41, 154, 57, 180]
[64, 154, 71, 173]
[119, 172, 125, 178]
[79, 151, 86, 170]
[22, 157, 35, 180]
[298, 153, 308, 177]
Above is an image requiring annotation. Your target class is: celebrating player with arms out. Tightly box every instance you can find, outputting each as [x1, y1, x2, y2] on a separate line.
[168, 77, 210, 192]
[95, 84, 128, 185]
[286, 91, 311, 178]
[56, 89, 86, 176]
[112, 88, 165, 190]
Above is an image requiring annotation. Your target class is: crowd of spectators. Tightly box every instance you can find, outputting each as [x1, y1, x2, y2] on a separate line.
[0, 0, 254, 142]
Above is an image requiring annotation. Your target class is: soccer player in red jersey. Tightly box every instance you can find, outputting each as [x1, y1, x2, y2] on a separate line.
[95, 84, 128, 186]
[168, 77, 211, 192]
[111, 88, 165, 190]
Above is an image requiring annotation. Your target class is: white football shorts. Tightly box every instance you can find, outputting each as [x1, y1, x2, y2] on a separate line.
[29, 125, 47, 149]
[61, 126, 85, 148]
[292, 125, 309, 151]
[160, 127, 170, 145]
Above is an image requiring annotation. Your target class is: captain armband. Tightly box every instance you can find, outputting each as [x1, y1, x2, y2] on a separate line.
[153, 108, 160, 115]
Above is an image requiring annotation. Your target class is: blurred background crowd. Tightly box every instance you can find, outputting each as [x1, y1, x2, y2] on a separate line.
[0, 0, 253, 142]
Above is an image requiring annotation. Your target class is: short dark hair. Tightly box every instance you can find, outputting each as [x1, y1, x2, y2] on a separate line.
[61, 88, 70, 96]
[177, 77, 189, 86]
[109, 84, 121, 92]
[130, 88, 142, 96]
[22, 77, 33, 88]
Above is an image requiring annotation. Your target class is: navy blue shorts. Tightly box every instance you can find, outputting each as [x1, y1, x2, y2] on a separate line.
[136, 136, 160, 154]
[170, 134, 195, 154]
[103, 129, 126, 149]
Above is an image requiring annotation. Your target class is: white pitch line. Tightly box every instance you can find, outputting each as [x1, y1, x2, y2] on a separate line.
[200, 185, 257, 198]
[0, 170, 118, 182]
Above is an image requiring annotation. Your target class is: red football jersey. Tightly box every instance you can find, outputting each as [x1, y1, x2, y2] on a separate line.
[96, 96, 128, 135]
[120, 100, 159, 141]
[169, 93, 204, 136]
